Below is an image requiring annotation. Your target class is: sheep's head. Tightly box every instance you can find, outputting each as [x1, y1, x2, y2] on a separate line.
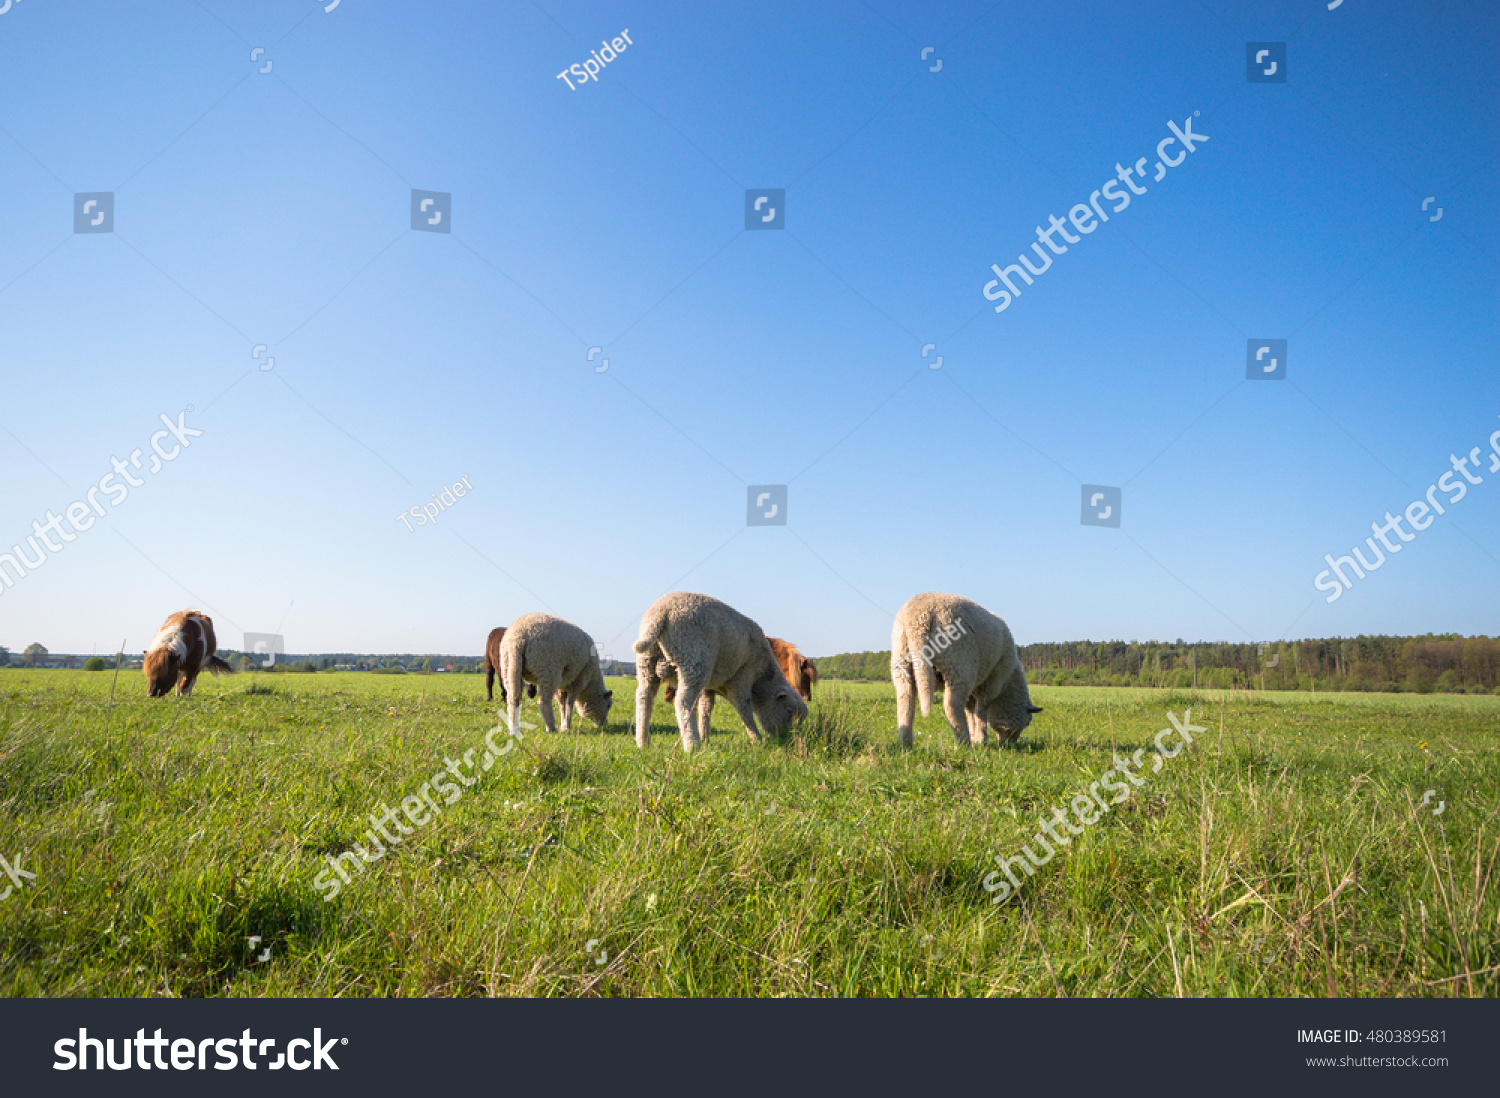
[143, 648, 179, 697]
[983, 671, 1043, 740]
[583, 688, 614, 729]
[752, 673, 808, 736]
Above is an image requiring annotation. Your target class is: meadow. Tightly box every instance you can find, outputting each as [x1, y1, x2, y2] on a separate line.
[0, 669, 1496, 997]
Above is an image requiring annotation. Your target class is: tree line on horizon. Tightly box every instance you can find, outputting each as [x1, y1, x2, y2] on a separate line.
[813, 634, 1500, 694]
[0, 645, 639, 678]
[8, 635, 1498, 694]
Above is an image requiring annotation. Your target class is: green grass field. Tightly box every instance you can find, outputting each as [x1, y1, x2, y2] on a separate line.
[1, 669, 1496, 997]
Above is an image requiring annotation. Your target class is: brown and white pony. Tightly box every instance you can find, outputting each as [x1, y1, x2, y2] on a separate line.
[664, 635, 817, 711]
[143, 610, 235, 697]
[484, 626, 536, 703]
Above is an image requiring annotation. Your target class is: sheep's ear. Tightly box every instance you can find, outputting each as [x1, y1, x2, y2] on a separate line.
[1027, 705, 1043, 714]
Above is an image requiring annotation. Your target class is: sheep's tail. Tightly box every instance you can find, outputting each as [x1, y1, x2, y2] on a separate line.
[913, 646, 936, 717]
[905, 604, 939, 717]
[889, 622, 930, 716]
[207, 655, 235, 676]
[632, 614, 665, 656]
[500, 648, 528, 715]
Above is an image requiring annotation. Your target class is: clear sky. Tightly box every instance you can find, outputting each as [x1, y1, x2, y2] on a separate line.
[1, 0, 1496, 660]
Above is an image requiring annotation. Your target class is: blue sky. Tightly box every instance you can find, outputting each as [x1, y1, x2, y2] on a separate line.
[0, 0, 1496, 659]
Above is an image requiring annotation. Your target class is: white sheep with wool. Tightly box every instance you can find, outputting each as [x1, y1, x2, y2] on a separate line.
[499, 613, 613, 737]
[890, 593, 1042, 747]
[632, 591, 808, 752]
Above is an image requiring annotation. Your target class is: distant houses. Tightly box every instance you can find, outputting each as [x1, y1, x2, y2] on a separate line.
[5, 653, 645, 676]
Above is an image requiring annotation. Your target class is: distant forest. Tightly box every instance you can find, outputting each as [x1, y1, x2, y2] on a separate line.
[815, 635, 1500, 694]
[0, 648, 639, 679]
[10, 636, 1498, 695]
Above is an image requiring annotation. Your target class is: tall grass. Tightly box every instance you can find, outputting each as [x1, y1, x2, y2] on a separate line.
[0, 671, 1496, 997]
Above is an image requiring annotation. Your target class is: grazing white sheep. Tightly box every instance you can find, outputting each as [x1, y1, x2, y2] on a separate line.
[890, 593, 1041, 747]
[662, 635, 816, 724]
[499, 613, 613, 737]
[632, 592, 808, 752]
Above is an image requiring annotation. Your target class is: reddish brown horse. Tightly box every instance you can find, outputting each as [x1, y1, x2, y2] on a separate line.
[144, 610, 235, 697]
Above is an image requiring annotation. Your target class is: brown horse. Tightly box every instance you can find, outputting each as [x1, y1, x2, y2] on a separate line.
[143, 610, 235, 697]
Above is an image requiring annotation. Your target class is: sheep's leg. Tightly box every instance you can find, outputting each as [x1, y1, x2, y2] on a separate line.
[942, 683, 972, 747]
[505, 697, 522, 747]
[966, 700, 987, 746]
[697, 691, 715, 742]
[893, 663, 916, 747]
[561, 679, 580, 733]
[726, 690, 763, 745]
[537, 685, 560, 734]
[556, 673, 572, 733]
[634, 659, 661, 748]
[673, 678, 708, 752]
[502, 651, 527, 738]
